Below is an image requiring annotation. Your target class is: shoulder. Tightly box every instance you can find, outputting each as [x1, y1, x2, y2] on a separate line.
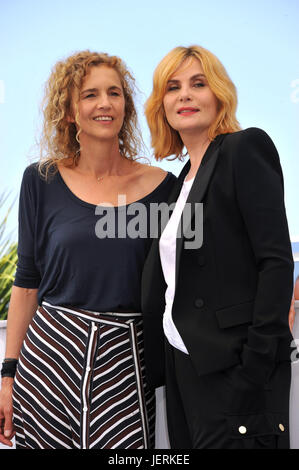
[222, 127, 277, 151]
[221, 128, 280, 167]
[221, 128, 283, 183]
[135, 163, 176, 194]
[22, 162, 39, 178]
[21, 162, 59, 195]
[20, 162, 42, 190]
[22, 161, 55, 182]
[133, 162, 176, 189]
[137, 162, 168, 180]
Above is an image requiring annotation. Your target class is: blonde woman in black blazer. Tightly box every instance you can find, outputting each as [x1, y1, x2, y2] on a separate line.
[142, 45, 295, 449]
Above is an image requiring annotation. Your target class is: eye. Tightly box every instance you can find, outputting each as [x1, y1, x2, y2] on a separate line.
[194, 82, 205, 88]
[84, 93, 96, 99]
[166, 85, 179, 92]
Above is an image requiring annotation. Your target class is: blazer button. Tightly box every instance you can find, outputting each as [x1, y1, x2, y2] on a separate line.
[238, 426, 247, 435]
[195, 298, 204, 308]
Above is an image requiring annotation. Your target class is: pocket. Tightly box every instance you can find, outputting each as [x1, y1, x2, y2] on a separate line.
[216, 300, 254, 329]
[226, 412, 288, 440]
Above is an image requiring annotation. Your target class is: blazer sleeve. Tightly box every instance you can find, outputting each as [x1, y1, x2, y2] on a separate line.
[232, 127, 294, 386]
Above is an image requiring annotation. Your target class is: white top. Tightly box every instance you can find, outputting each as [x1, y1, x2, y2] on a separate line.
[159, 177, 195, 354]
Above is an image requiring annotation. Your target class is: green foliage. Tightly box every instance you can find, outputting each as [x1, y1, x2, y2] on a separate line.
[0, 193, 17, 321]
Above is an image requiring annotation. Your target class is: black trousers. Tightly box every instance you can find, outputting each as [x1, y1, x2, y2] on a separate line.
[165, 340, 291, 449]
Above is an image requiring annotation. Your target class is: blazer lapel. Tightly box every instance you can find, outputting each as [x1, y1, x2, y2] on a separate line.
[175, 134, 226, 284]
[142, 134, 226, 306]
[160, 159, 190, 233]
[144, 160, 189, 277]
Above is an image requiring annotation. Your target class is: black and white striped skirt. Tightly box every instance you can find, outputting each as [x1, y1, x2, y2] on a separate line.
[12, 302, 155, 449]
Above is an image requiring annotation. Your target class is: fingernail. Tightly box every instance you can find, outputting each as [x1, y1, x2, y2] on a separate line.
[4, 430, 11, 437]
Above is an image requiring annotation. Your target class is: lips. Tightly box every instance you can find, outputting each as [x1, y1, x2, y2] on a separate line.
[177, 107, 199, 115]
[93, 115, 113, 121]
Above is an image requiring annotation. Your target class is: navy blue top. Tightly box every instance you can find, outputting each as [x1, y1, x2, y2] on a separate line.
[14, 163, 176, 311]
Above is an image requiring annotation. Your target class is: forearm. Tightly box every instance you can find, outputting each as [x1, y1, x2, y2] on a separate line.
[4, 285, 38, 360]
[0, 286, 37, 446]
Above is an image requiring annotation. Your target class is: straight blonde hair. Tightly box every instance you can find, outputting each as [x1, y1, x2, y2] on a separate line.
[145, 45, 241, 160]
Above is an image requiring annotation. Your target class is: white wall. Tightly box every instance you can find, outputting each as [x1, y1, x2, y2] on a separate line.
[155, 386, 170, 449]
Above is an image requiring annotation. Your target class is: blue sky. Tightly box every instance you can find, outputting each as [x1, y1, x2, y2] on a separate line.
[0, 0, 298, 263]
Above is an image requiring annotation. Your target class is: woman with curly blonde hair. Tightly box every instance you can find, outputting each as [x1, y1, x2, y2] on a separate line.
[38, 50, 144, 179]
[0, 50, 176, 449]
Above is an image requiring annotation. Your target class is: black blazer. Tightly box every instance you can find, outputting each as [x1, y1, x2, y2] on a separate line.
[141, 128, 294, 389]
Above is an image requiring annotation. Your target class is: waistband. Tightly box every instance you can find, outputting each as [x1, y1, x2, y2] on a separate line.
[41, 301, 142, 325]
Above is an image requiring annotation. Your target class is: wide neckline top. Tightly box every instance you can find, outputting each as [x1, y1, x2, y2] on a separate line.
[57, 169, 173, 210]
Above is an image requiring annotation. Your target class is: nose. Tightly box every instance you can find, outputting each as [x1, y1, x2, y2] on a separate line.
[96, 93, 111, 109]
[178, 85, 191, 102]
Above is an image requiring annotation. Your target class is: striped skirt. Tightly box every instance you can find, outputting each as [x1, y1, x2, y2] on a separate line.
[12, 302, 155, 449]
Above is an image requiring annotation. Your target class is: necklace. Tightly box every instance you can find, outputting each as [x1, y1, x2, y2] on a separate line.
[97, 176, 104, 182]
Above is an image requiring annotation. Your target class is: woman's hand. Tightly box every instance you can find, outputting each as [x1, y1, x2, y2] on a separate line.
[0, 377, 15, 447]
[289, 296, 296, 332]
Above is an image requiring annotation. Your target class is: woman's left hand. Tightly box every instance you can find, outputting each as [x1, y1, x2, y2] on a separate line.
[289, 296, 296, 332]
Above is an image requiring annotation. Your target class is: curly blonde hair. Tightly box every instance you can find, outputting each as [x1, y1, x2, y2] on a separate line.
[38, 50, 143, 179]
[145, 45, 241, 161]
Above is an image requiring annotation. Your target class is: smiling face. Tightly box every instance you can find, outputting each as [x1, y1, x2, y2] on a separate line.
[71, 65, 126, 144]
[163, 57, 219, 142]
